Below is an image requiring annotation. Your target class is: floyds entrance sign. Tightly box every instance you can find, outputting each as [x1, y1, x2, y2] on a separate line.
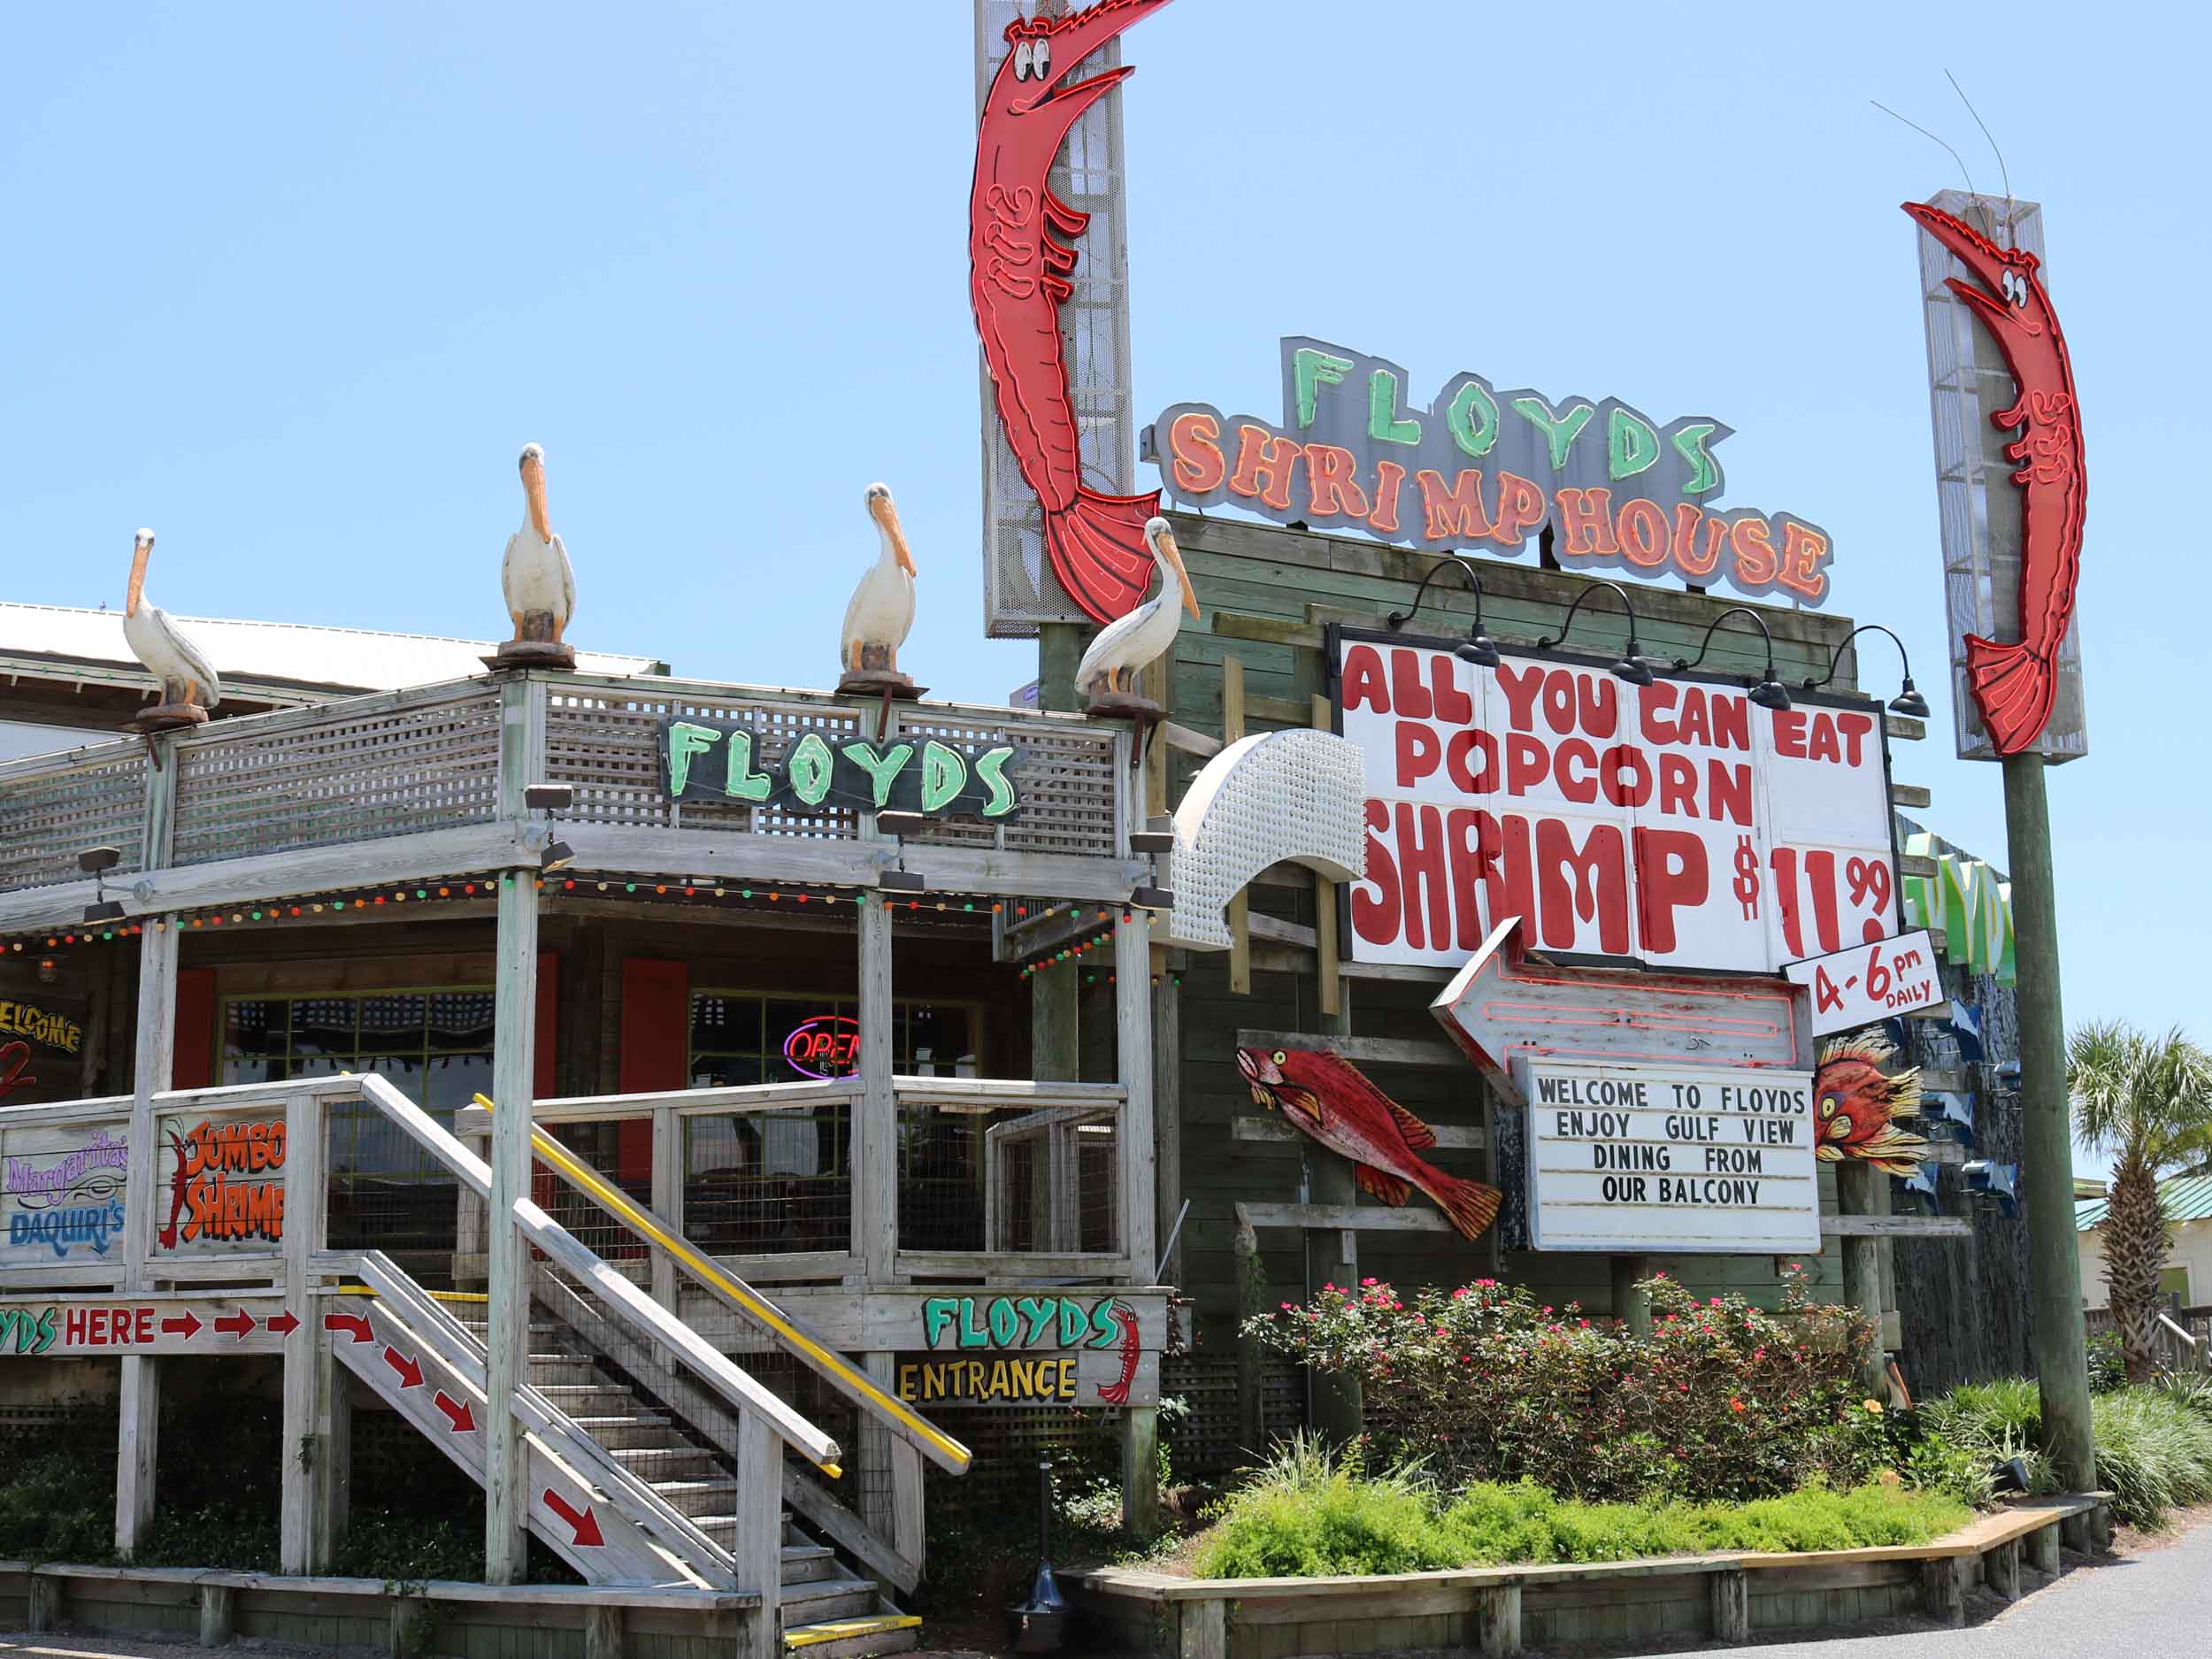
[1148, 338, 1836, 605]
[1515, 1056, 1821, 1254]
[1335, 631, 1899, 973]
[658, 718, 1020, 820]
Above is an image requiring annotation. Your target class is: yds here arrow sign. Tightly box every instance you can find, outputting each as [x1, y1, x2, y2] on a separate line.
[1430, 918, 1805, 1104]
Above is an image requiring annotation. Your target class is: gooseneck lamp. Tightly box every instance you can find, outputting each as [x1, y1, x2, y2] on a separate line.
[1802, 625, 1932, 719]
[1385, 557, 1501, 668]
[1671, 606, 1793, 713]
[1535, 581, 1658, 688]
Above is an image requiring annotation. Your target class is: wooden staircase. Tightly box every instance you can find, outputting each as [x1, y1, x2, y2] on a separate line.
[462, 1310, 922, 1656]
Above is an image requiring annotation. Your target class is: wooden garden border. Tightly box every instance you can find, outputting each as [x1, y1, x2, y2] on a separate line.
[1071, 1494, 2113, 1658]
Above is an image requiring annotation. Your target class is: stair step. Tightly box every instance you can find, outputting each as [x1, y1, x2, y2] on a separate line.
[611, 1446, 723, 1476]
[780, 1545, 840, 1585]
[784, 1614, 921, 1658]
[650, 1478, 740, 1518]
[780, 1580, 881, 1624]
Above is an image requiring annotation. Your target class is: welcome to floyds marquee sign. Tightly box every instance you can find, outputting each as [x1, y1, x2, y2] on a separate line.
[1147, 337, 1837, 605]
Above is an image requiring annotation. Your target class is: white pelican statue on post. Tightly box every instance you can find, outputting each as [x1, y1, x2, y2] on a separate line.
[122, 528, 222, 730]
[492, 442, 577, 670]
[837, 482, 923, 701]
[1077, 517, 1196, 718]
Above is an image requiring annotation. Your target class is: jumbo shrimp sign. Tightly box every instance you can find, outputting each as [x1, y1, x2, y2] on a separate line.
[1333, 631, 1900, 974]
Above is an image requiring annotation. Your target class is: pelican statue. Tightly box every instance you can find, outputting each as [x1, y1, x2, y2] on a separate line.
[496, 443, 576, 664]
[122, 529, 221, 723]
[1077, 518, 1197, 704]
[839, 483, 917, 684]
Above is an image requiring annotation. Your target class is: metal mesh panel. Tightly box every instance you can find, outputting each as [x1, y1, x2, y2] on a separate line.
[544, 686, 863, 841]
[985, 1111, 1119, 1256]
[683, 1108, 853, 1256]
[977, 0, 1138, 636]
[0, 742, 149, 890]
[1913, 191, 2088, 762]
[169, 689, 502, 865]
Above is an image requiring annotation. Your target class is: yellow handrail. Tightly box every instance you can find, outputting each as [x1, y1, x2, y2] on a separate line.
[475, 1094, 972, 1474]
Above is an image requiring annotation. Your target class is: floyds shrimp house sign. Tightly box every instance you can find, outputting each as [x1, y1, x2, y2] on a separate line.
[1148, 338, 1837, 605]
[1333, 631, 1899, 973]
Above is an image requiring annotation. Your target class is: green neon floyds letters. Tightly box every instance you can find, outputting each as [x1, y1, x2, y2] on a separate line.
[1293, 348, 1354, 428]
[664, 721, 723, 797]
[723, 730, 772, 801]
[841, 741, 913, 808]
[920, 741, 969, 813]
[974, 747, 1018, 818]
[786, 733, 834, 805]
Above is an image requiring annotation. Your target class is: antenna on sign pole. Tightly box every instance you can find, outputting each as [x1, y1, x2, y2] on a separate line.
[1869, 99, 1976, 199]
[1944, 70, 2016, 243]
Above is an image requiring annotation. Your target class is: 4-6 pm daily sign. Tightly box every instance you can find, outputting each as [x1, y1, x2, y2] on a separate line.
[1514, 1057, 1820, 1254]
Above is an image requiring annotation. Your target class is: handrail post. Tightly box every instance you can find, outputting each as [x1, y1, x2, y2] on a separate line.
[115, 733, 178, 1557]
[650, 1102, 680, 1311]
[485, 674, 541, 1584]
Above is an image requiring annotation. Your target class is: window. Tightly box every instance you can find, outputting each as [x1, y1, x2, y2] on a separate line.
[221, 990, 493, 1253]
[2160, 1266, 2192, 1305]
[685, 994, 981, 1254]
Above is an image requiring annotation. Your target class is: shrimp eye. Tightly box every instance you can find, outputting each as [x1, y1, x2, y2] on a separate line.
[1011, 40, 1033, 80]
[2013, 272, 2032, 309]
[1032, 37, 1051, 80]
[1271, 1050, 1287, 1065]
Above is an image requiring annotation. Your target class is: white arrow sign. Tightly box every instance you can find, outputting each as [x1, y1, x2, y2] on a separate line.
[1429, 918, 1808, 1106]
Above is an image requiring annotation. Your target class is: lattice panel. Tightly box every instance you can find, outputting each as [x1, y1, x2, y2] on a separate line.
[897, 710, 1119, 859]
[0, 743, 150, 890]
[169, 691, 502, 867]
[545, 688, 864, 841]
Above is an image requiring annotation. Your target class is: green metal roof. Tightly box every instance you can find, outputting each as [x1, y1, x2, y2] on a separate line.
[2076, 1172, 2212, 1231]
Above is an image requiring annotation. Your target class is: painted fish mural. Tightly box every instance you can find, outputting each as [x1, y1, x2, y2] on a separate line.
[1903, 202, 2085, 755]
[1235, 1046, 1500, 1240]
[1812, 1031, 1930, 1177]
[972, 0, 1174, 625]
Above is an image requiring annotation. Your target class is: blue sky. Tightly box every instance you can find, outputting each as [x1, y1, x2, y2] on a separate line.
[3, 4, 2201, 1165]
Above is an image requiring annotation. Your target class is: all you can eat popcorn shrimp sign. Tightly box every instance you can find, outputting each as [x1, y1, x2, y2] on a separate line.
[1333, 630, 1901, 973]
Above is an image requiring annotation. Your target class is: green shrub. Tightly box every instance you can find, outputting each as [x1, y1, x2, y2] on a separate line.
[0, 1452, 119, 1564]
[2086, 1332, 2128, 1393]
[1188, 1448, 1969, 1580]
[1248, 1269, 1879, 1502]
[1923, 1377, 2212, 1528]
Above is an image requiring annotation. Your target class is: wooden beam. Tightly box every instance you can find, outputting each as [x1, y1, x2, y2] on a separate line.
[1235, 1028, 1462, 1069]
[1890, 784, 1934, 810]
[1233, 1115, 1484, 1150]
[1237, 1202, 1455, 1234]
[1158, 720, 1222, 759]
[1821, 1213, 1972, 1239]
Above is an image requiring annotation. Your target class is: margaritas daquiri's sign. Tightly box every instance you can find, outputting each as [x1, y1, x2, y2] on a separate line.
[1147, 337, 1836, 605]
[658, 718, 1020, 820]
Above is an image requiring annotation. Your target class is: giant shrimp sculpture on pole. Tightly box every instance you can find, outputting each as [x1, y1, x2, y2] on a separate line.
[1904, 202, 2085, 755]
[971, 0, 1175, 626]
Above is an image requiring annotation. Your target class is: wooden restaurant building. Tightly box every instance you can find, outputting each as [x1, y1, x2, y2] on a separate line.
[0, 524, 2022, 1653]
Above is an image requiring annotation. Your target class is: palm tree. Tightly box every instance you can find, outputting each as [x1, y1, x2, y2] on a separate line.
[2069, 1023, 2212, 1383]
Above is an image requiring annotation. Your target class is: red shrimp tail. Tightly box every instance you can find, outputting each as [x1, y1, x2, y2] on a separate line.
[1043, 485, 1164, 625]
[1963, 633, 2057, 755]
[1425, 1171, 1503, 1242]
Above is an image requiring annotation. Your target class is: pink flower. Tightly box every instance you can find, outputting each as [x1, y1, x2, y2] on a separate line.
[1452, 1287, 1470, 1300]
[1362, 1277, 1378, 1286]
[1709, 1298, 1723, 1308]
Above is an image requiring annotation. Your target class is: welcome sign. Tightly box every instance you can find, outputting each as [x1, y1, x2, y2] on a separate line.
[1148, 337, 1836, 605]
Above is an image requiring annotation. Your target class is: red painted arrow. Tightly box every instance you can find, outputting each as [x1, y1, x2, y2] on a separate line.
[381, 1345, 424, 1389]
[159, 1310, 202, 1340]
[1430, 918, 1804, 1100]
[324, 1311, 373, 1343]
[433, 1391, 476, 1433]
[213, 1308, 256, 1340]
[542, 1489, 603, 1547]
[265, 1310, 300, 1336]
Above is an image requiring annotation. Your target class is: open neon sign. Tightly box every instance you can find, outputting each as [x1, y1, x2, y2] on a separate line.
[783, 1016, 861, 1080]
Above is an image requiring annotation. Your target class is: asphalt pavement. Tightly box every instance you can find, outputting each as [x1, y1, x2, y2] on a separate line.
[1612, 1515, 2212, 1659]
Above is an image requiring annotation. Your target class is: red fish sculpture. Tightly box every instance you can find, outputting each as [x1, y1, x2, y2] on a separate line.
[1236, 1046, 1500, 1240]
[1812, 1032, 1930, 1177]
[1903, 202, 2085, 755]
[972, 0, 1174, 626]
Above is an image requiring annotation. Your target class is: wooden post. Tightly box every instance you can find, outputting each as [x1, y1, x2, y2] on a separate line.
[1920, 1555, 1966, 1627]
[1121, 1404, 1160, 1537]
[855, 1351, 897, 1550]
[1835, 1163, 1891, 1398]
[1609, 1256, 1653, 1337]
[1222, 656, 1248, 995]
[1474, 1583, 1522, 1657]
[1234, 1207, 1265, 1454]
[583, 1603, 626, 1659]
[1308, 983, 1361, 1446]
[1177, 1597, 1225, 1659]
[2060, 1508, 2090, 1554]
[856, 889, 897, 1282]
[649, 1102, 680, 1310]
[1116, 886, 1160, 1532]
[1153, 964, 1183, 1286]
[281, 1086, 336, 1572]
[197, 1581, 235, 1647]
[2088, 1501, 2113, 1552]
[1709, 1568, 1748, 1641]
[27, 1570, 60, 1633]
[1033, 620, 1084, 1102]
[1309, 695, 1341, 1020]
[2026, 1519, 2061, 1576]
[117, 912, 178, 1555]
[1985, 1537, 2022, 1601]
[2003, 752, 2096, 1490]
[485, 674, 541, 1584]
[733, 1411, 783, 1659]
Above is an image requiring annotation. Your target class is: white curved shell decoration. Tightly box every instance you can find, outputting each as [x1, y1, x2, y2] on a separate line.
[1164, 730, 1367, 950]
